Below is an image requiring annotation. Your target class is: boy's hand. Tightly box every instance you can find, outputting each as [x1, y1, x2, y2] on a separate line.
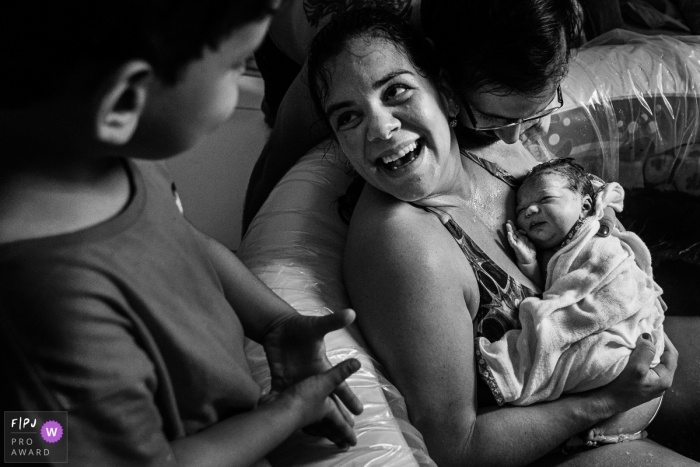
[262, 308, 363, 443]
[506, 221, 537, 266]
[260, 359, 362, 448]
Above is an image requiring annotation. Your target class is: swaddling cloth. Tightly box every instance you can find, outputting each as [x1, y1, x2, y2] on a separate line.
[476, 218, 665, 406]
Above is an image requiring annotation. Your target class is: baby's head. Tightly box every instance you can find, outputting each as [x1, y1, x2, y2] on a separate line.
[515, 158, 595, 249]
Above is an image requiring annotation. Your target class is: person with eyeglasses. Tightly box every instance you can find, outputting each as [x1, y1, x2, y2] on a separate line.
[461, 85, 564, 144]
[306, 9, 699, 465]
[243, 0, 583, 233]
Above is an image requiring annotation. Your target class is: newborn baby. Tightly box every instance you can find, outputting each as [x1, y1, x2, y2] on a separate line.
[476, 158, 666, 447]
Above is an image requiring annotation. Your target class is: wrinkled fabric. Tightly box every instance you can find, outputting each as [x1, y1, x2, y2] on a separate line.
[478, 218, 665, 406]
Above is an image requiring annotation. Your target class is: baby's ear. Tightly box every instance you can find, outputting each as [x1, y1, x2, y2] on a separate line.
[94, 61, 152, 146]
[581, 195, 593, 216]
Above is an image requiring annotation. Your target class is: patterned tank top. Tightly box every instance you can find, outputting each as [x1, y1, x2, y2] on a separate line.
[422, 149, 540, 406]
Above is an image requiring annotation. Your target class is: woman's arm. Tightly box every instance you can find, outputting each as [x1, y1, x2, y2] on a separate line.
[344, 190, 675, 467]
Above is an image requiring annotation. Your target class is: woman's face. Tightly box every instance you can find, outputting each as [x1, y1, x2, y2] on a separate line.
[321, 36, 460, 202]
[515, 173, 589, 249]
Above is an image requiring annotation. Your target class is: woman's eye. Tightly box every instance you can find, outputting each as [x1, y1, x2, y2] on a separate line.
[335, 112, 360, 130]
[384, 84, 410, 101]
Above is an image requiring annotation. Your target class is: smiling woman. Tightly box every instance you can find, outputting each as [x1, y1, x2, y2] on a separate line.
[305, 8, 699, 467]
[313, 40, 458, 202]
[308, 12, 459, 203]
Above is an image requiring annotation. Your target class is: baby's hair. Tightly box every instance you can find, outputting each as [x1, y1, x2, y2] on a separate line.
[523, 158, 596, 209]
[0, 0, 282, 109]
[307, 7, 440, 124]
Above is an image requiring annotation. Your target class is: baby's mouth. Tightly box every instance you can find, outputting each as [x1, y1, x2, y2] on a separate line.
[529, 220, 546, 231]
[379, 140, 423, 170]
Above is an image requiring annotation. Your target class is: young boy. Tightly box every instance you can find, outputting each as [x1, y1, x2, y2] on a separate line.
[0, 2, 362, 466]
[476, 158, 665, 443]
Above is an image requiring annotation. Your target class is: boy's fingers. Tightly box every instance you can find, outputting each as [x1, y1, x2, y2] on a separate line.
[319, 359, 361, 394]
[321, 401, 358, 447]
[334, 382, 364, 416]
[321, 360, 363, 415]
[313, 308, 356, 336]
[301, 393, 358, 448]
[332, 393, 355, 427]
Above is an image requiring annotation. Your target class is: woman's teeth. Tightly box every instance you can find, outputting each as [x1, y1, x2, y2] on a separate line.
[381, 141, 421, 170]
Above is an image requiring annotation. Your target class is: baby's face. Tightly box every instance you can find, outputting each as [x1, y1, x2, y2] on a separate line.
[515, 173, 587, 249]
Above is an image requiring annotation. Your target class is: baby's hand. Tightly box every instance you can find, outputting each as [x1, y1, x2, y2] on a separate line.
[506, 221, 537, 266]
[260, 359, 361, 449]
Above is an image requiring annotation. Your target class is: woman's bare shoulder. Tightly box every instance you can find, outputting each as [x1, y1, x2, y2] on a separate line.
[346, 185, 451, 261]
[344, 184, 479, 315]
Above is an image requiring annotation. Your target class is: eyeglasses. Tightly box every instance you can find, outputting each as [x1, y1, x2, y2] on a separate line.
[463, 85, 563, 132]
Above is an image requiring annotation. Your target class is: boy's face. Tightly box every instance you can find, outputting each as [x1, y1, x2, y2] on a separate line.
[133, 16, 271, 159]
[515, 172, 587, 249]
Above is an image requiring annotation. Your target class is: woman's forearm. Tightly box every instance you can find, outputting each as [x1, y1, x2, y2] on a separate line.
[423, 334, 673, 467]
[421, 390, 615, 467]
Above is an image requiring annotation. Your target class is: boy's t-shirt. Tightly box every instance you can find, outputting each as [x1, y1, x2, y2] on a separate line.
[0, 160, 261, 465]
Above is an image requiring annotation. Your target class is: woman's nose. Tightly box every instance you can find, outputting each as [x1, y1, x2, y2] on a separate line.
[367, 108, 400, 141]
[493, 123, 522, 144]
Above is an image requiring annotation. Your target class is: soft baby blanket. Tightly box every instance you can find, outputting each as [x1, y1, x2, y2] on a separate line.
[477, 218, 665, 406]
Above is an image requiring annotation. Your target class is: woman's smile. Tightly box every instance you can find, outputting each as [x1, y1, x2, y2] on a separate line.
[377, 139, 424, 172]
[322, 36, 459, 202]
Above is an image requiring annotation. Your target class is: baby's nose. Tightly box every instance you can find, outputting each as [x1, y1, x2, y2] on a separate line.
[525, 205, 538, 217]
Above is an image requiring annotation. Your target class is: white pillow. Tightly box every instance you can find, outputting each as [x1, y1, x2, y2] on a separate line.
[239, 145, 435, 467]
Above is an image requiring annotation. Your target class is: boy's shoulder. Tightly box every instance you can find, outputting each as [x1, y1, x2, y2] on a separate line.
[0, 159, 178, 245]
[0, 160, 193, 308]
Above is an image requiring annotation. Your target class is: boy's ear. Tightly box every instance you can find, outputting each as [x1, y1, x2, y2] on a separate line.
[95, 61, 152, 146]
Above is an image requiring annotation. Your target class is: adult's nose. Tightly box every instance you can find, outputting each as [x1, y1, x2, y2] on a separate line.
[367, 107, 400, 141]
[493, 123, 522, 144]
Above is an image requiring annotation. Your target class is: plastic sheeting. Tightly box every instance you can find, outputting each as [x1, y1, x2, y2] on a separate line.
[524, 30, 700, 265]
[237, 31, 700, 466]
[238, 150, 436, 467]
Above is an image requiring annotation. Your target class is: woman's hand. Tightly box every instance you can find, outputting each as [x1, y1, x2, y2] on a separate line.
[597, 333, 677, 414]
